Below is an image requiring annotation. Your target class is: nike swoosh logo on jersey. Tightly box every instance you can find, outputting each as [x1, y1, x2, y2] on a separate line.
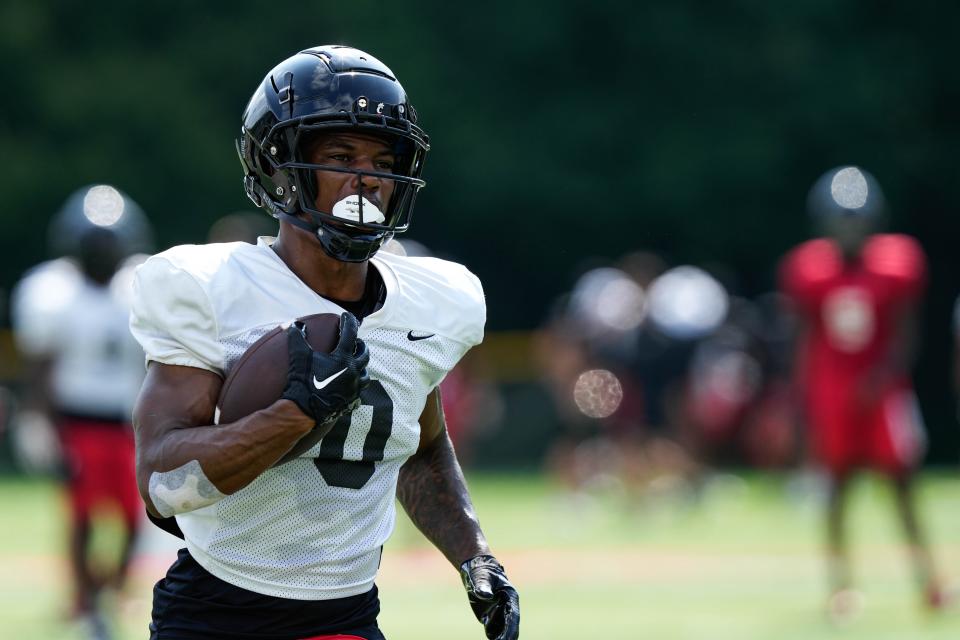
[313, 367, 348, 390]
[407, 331, 435, 341]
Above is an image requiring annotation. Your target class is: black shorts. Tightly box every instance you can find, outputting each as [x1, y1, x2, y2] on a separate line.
[150, 549, 385, 640]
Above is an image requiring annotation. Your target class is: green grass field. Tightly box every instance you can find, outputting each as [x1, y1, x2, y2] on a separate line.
[2, 471, 960, 639]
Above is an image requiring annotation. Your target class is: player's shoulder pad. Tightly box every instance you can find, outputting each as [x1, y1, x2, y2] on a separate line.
[10, 258, 84, 355]
[862, 233, 926, 282]
[374, 252, 486, 346]
[12, 258, 83, 315]
[134, 241, 263, 309]
[144, 242, 255, 286]
[781, 238, 843, 287]
[129, 243, 253, 373]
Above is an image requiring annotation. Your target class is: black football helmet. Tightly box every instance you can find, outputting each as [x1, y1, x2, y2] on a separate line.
[807, 165, 886, 220]
[237, 45, 430, 262]
[48, 184, 153, 283]
[807, 166, 886, 253]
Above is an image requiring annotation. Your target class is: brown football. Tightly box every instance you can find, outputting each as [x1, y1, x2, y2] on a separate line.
[216, 312, 342, 466]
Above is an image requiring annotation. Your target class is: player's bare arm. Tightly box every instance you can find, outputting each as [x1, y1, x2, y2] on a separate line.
[398, 386, 520, 640]
[134, 310, 368, 519]
[18, 357, 55, 414]
[133, 362, 314, 518]
[397, 386, 490, 566]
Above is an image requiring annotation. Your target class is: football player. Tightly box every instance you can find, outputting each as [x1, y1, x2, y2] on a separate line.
[11, 184, 153, 636]
[779, 166, 944, 618]
[129, 45, 519, 640]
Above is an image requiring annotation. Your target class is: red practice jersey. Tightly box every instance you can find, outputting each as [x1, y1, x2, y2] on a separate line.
[780, 233, 927, 473]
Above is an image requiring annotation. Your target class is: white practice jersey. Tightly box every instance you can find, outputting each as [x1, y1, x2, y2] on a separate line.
[129, 237, 485, 600]
[11, 257, 146, 419]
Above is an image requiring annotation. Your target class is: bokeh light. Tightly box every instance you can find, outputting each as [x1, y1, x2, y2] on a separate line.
[647, 266, 729, 339]
[82, 185, 126, 227]
[569, 267, 646, 335]
[829, 167, 869, 210]
[572, 369, 623, 419]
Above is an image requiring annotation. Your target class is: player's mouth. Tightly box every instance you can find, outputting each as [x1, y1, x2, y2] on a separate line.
[328, 194, 386, 225]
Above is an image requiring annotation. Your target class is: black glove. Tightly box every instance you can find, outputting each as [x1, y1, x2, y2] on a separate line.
[460, 555, 520, 640]
[281, 312, 370, 425]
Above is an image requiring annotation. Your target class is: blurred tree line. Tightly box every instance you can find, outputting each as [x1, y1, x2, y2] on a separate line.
[1, 1, 959, 459]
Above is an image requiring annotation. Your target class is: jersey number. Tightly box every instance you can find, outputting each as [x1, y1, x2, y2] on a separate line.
[314, 379, 393, 489]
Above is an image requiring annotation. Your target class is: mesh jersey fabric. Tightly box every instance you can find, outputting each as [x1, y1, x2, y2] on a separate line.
[129, 237, 485, 599]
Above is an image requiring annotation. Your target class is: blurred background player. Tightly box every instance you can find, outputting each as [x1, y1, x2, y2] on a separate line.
[779, 166, 943, 619]
[536, 255, 735, 503]
[535, 259, 650, 500]
[10, 184, 153, 638]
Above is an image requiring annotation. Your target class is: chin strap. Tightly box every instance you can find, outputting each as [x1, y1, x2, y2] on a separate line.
[276, 211, 318, 234]
[279, 209, 387, 263]
[244, 175, 389, 262]
[244, 174, 322, 234]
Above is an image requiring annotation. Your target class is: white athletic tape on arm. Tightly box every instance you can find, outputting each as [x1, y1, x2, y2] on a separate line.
[149, 459, 227, 517]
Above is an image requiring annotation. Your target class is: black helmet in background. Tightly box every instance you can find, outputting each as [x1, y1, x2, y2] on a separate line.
[48, 184, 153, 284]
[807, 166, 886, 255]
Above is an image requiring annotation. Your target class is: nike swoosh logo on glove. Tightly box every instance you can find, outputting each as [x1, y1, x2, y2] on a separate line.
[313, 367, 348, 390]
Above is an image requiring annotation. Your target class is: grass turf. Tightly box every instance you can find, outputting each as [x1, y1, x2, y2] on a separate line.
[2, 471, 959, 639]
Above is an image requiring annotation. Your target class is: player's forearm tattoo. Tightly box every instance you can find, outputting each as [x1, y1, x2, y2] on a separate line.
[397, 431, 490, 567]
[149, 459, 227, 517]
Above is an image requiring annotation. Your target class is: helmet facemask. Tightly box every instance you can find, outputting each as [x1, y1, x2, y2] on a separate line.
[238, 46, 430, 261]
[242, 111, 427, 262]
[292, 125, 424, 261]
